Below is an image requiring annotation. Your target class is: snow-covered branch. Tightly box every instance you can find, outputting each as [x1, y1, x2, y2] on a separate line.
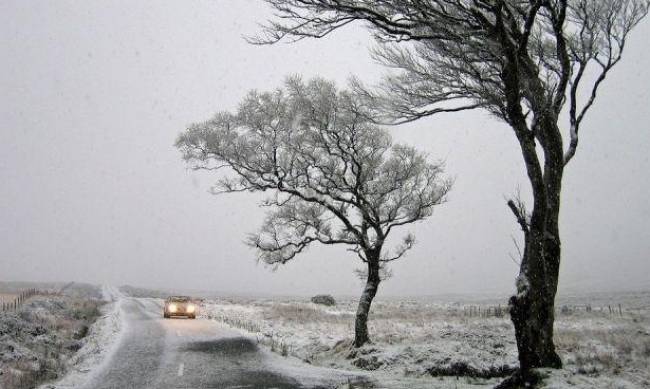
[177, 76, 450, 268]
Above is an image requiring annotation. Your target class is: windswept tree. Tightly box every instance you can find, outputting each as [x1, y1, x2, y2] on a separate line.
[176, 77, 450, 347]
[253, 0, 649, 376]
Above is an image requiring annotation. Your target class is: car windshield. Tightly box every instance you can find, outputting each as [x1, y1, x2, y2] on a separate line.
[168, 296, 190, 302]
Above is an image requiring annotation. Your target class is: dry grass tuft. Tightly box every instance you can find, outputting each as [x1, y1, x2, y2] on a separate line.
[556, 326, 650, 376]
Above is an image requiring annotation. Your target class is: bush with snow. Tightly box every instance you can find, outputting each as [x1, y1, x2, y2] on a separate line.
[311, 295, 336, 307]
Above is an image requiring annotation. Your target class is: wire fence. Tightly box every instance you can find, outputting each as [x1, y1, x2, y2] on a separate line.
[458, 303, 629, 318]
[1, 288, 39, 312]
[558, 303, 626, 316]
[0, 283, 77, 313]
[463, 305, 507, 318]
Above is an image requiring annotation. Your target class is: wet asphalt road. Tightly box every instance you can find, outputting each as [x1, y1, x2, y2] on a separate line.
[78, 298, 335, 389]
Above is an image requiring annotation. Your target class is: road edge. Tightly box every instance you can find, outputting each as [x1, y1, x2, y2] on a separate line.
[39, 285, 126, 389]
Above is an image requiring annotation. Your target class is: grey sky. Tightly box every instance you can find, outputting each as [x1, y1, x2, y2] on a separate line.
[1, 0, 649, 297]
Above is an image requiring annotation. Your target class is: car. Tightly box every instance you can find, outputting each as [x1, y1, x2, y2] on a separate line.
[163, 296, 197, 319]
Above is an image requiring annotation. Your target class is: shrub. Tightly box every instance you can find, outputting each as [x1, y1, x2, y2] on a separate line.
[311, 295, 336, 306]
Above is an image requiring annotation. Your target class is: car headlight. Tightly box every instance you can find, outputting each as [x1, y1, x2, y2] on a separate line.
[168, 303, 177, 313]
[186, 305, 195, 313]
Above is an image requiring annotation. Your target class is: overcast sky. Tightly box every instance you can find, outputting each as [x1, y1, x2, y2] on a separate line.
[1, 0, 649, 297]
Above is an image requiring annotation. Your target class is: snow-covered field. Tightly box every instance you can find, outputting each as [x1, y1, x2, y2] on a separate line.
[201, 291, 650, 388]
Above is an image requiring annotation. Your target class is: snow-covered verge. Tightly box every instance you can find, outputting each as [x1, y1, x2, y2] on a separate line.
[202, 292, 650, 388]
[40, 286, 124, 389]
[0, 284, 122, 389]
[0, 295, 100, 388]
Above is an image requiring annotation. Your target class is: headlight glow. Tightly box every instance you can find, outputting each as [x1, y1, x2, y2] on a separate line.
[186, 304, 195, 313]
[168, 303, 177, 313]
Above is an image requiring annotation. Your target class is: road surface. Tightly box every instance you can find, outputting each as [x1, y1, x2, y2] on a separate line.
[69, 297, 364, 389]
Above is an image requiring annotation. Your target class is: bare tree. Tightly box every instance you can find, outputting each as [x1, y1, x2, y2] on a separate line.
[252, 0, 649, 376]
[176, 77, 450, 347]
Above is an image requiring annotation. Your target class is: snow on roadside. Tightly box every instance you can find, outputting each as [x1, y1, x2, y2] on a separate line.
[261, 347, 374, 389]
[201, 298, 511, 388]
[39, 286, 126, 389]
[201, 295, 650, 389]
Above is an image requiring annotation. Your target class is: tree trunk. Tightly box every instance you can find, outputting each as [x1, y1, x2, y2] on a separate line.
[509, 229, 562, 372]
[509, 134, 564, 374]
[354, 256, 381, 348]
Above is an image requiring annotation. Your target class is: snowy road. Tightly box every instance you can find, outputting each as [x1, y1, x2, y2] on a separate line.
[65, 297, 361, 389]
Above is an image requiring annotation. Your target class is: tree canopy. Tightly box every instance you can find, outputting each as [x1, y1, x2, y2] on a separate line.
[176, 76, 450, 267]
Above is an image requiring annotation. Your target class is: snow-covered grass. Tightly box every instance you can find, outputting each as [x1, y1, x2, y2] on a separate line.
[0, 298, 101, 388]
[41, 286, 125, 389]
[202, 298, 514, 388]
[202, 292, 650, 388]
[0, 283, 116, 389]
